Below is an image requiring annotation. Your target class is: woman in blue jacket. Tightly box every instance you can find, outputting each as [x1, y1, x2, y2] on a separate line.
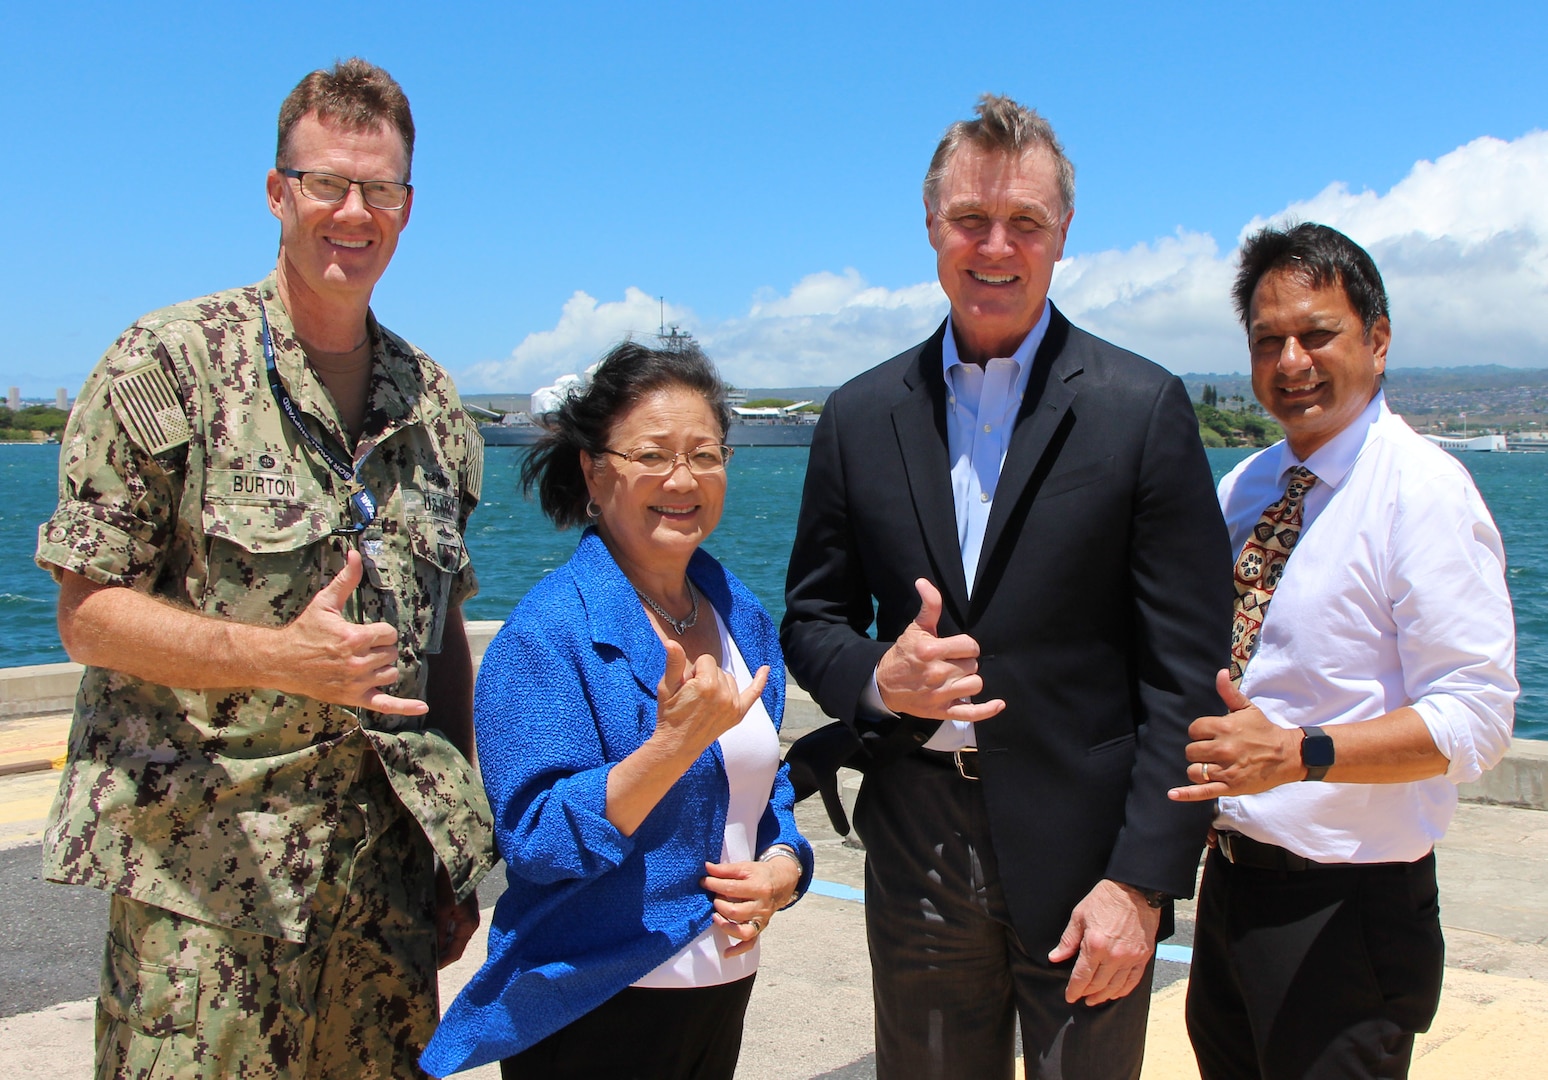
[422, 341, 813, 1078]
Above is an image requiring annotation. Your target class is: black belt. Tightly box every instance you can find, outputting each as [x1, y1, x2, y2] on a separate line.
[1215, 832, 1323, 871]
[916, 747, 980, 781]
[1215, 832, 1422, 873]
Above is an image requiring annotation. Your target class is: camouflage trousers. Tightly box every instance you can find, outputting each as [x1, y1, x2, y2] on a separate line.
[94, 765, 440, 1079]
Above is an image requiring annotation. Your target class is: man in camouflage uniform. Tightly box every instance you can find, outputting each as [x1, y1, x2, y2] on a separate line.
[35, 58, 495, 1078]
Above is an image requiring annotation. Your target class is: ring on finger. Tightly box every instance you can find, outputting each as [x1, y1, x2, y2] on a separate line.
[750, 918, 763, 935]
[1201, 762, 1210, 783]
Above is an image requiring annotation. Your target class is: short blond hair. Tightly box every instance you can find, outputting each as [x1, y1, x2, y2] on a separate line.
[923, 94, 1074, 215]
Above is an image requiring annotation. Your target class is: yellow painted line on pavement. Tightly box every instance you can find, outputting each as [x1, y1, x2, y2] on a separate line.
[0, 770, 59, 829]
[1140, 967, 1548, 1080]
[0, 790, 55, 825]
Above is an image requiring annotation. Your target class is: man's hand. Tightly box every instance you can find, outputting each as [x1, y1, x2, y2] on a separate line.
[434, 866, 480, 969]
[876, 579, 1006, 721]
[271, 550, 428, 716]
[1048, 879, 1161, 1005]
[56, 559, 428, 711]
[1168, 669, 1301, 801]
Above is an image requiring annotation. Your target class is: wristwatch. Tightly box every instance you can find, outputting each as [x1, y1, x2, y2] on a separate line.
[1300, 727, 1335, 782]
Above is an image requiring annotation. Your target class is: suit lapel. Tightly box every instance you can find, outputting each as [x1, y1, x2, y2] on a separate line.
[973, 307, 1083, 598]
[893, 324, 970, 624]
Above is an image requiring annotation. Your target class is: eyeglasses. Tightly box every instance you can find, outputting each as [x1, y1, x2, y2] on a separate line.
[280, 169, 411, 211]
[600, 444, 734, 476]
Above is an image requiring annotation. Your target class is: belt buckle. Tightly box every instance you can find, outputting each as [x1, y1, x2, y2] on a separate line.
[953, 748, 980, 782]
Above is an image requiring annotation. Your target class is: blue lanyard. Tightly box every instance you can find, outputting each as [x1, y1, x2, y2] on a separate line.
[259, 300, 378, 535]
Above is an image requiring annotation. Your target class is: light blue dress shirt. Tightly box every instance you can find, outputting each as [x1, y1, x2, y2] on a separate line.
[942, 304, 1050, 596]
[883, 303, 1053, 751]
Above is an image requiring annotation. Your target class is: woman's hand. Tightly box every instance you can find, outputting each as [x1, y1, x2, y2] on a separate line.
[652, 639, 768, 763]
[703, 855, 802, 957]
[604, 642, 769, 837]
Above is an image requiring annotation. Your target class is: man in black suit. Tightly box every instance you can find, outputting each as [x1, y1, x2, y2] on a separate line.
[782, 95, 1231, 1079]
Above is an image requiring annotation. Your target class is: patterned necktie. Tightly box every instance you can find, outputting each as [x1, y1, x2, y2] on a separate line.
[1229, 466, 1318, 687]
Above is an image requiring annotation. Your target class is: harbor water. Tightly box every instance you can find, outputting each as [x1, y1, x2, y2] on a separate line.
[4, 442, 1544, 740]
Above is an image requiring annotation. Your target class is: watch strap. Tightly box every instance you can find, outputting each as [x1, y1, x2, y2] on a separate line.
[1300, 727, 1335, 782]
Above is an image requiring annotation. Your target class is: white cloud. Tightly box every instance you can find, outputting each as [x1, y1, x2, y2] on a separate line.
[459, 287, 689, 392]
[705, 272, 947, 387]
[463, 270, 948, 391]
[465, 131, 1548, 390]
[1049, 230, 1242, 374]
[1252, 131, 1548, 371]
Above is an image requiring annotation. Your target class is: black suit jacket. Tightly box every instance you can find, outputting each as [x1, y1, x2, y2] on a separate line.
[781, 308, 1232, 950]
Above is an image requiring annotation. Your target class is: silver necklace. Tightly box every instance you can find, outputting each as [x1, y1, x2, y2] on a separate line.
[636, 579, 699, 635]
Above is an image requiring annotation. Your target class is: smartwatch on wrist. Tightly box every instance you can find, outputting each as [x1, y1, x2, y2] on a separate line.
[1300, 727, 1335, 782]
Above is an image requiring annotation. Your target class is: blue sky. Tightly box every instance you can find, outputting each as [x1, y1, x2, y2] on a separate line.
[4, 1, 1546, 397]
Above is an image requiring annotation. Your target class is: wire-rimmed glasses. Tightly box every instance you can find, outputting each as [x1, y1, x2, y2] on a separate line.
[280, 169, 411, 211]
[599, 444, 734, 476]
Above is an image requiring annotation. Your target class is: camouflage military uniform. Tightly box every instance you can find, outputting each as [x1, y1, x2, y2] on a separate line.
[36, 275, 496, 1078]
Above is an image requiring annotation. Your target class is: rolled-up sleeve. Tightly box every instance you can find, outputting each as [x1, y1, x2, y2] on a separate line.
[36, 332, 184, 588]
[1388, 471, 1517, 782]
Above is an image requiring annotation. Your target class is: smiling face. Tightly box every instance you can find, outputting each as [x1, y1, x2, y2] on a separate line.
[266, 113, 412, 310]
[1248, 270, 1391, 459]
[581, 385, 727, 582]
[926, 143, 1072, 364]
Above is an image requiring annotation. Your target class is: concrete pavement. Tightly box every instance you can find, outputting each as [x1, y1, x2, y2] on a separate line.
[3, 693, 1547, 1077]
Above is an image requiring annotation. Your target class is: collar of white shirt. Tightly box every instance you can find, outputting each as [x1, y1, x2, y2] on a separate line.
[1267, 389, 1387, 495]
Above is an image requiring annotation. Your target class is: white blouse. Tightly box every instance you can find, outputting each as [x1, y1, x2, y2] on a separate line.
[634, 607, 780, 987]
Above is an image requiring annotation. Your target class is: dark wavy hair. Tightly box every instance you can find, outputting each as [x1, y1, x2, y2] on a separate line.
[1233, 222, 1389, 333]
[520, 340, 733, 529]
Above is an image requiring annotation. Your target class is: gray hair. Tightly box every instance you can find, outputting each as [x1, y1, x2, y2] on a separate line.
[923, 94, 1075, 215]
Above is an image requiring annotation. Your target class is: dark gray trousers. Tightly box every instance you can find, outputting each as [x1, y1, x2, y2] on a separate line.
[855, 754, 1154, 1080]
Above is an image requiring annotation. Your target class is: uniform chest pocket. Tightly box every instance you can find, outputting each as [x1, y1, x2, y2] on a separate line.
[405, 514, 466, 653]
[200, 494, 335, 624]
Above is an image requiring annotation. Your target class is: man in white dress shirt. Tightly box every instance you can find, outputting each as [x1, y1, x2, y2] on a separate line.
[1169, 222, 1517, 1080]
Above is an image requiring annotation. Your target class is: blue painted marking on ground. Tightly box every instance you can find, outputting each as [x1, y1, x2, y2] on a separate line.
[810, 878, 1196, 965]
[808, 878, 866, 902]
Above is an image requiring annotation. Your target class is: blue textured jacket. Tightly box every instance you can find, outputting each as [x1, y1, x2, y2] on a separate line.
[421, 529, 814, 1075]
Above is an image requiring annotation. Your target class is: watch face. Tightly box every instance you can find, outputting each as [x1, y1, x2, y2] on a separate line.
[1302, 730, 1336, 768]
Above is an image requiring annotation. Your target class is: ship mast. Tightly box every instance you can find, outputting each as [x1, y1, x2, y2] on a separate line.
[656, 295, 696, 353]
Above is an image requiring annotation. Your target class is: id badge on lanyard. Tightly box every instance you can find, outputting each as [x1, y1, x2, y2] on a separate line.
[259, 301, 386, 591]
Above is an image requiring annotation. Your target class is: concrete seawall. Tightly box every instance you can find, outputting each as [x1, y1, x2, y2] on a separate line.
[4, 620, 1545, 811]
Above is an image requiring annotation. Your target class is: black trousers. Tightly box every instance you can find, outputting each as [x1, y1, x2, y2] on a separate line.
[499, 975, 756, 1080]
[855, 753, 1154, 1080]
[1186, 845, 1445, 1080]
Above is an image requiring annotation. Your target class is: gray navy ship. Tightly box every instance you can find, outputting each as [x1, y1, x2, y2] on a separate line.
[474, 321, 817, 448]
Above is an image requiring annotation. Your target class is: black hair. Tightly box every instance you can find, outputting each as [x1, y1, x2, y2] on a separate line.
[520, 339, 732, 528]
[1233, 222, 1389, 333]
